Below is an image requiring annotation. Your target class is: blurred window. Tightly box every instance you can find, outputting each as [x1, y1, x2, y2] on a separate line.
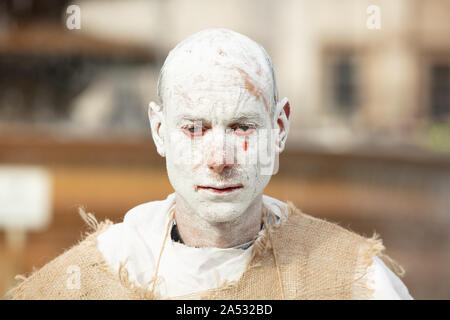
[324, 52, 361, 116]
[333, 56, 357, 111]
[430, 63, 450, 122]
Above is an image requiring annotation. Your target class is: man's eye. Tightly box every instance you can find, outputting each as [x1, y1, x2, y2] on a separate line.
[233, 124, 255, 136]
[235, 124, 253, 132]
[183, 125, 205, 136]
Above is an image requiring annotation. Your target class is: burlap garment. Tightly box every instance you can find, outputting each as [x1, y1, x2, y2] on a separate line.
[6, 203, 401, 300]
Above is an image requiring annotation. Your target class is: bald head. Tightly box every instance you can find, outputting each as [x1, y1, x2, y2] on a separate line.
[157, 28, 279, 117]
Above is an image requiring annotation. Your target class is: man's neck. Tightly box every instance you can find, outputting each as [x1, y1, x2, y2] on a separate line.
[173, 194, 263, 248]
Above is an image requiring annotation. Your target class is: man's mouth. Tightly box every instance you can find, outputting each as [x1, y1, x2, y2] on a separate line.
[196, 185, 243, 194]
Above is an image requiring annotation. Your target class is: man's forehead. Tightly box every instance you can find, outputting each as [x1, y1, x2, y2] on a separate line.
[164, 64, 273, 115]
[165, 70, 271, 120]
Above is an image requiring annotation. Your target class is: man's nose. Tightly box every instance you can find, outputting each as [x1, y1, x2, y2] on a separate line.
[206, 132, 233, 174]
[207, 146, 229, 174]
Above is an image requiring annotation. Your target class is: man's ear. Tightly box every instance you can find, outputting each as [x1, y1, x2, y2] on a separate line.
[148, 101, 166, 157]
[274, 97, 290, 153]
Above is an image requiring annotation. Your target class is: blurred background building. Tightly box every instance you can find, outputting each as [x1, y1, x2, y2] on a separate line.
[0, 0, 449, 299]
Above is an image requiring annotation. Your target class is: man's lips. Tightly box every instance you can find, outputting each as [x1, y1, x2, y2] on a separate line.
[197, 185, 243, 194]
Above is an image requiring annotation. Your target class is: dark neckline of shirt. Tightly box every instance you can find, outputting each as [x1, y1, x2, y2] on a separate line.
[170, 213, 280, 250]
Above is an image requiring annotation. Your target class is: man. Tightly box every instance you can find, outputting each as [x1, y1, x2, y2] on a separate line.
[8, 29, 412, 299]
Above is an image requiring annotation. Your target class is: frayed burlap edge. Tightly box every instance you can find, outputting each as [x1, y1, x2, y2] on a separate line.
[5, 208, 162, 300]
[246, 201, 290, 269]
[352, 232, 406, 300]
[77, 208, 167, 300]
[283, 202, 406, 300]
[352, 233, 385, 300]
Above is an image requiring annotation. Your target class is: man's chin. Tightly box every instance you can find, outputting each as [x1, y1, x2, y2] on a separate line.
[196, 202, 249, 224]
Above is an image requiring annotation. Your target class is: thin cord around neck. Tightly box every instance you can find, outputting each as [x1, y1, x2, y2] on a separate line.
[150, 203, 284, 299]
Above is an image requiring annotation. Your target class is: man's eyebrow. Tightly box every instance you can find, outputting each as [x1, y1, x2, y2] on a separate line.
[228, 113, 265, 123]
[174, 113, 266, 125]
[175, 114, 211, 124]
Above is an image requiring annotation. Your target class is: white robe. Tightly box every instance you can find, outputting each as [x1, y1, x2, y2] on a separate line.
[97, 193, 413, 299]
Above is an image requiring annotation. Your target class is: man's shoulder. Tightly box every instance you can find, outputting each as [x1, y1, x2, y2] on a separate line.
[122, 193, 176, 226]
[6, 221, 105, 299]
[263, 197, 377, 254]
[97, 194, 176, 256]
[369, 256, 413, 299]
[274, 201, 373, 245]
[6, 220, 146, 300]
[273, 203, 413, 299]
[275, 204, 384, 276]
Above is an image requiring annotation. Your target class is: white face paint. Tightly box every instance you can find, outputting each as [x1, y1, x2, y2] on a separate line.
[156, 29, 281, 224]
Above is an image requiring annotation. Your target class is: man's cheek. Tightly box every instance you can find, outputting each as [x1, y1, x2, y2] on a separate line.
[257, 128, 277, 176]
[235, 134, 258, 167]
[167, 131, 196, 167]
[190, 141, 207, 169]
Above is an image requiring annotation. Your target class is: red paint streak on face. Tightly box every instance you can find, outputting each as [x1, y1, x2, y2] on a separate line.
[244, 139, 248, 151]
